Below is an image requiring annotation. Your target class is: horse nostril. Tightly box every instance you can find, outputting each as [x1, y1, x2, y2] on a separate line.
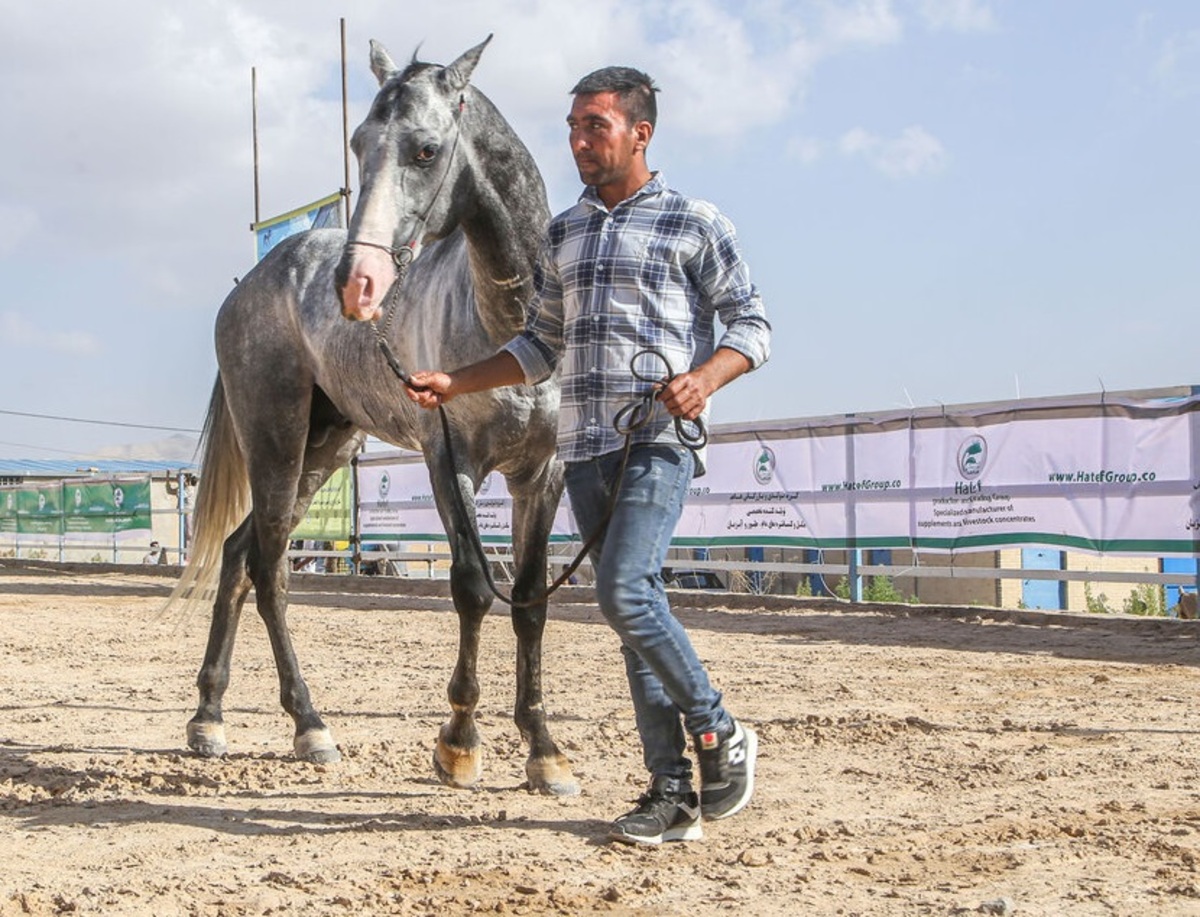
[333, 259, 351, 294]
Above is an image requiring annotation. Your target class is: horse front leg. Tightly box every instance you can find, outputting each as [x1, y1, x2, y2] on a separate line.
[511, 464, 579, 796]
[433, 551, 492, 788]
[187, 517, 253, 757]
[428, 459, 492, 788]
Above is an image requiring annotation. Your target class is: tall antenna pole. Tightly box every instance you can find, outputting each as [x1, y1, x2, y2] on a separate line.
[340, 18, 352, 227]
[251, 66, 261, 226]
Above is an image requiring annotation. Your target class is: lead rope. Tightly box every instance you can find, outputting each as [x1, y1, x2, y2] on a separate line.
[375, 344, 703, 608]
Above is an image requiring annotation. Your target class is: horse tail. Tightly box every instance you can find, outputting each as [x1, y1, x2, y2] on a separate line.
[163, 375, 250, 617]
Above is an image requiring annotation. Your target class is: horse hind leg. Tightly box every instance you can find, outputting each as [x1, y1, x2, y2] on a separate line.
[266, 421, 365, 764]
[187, 512, 341, 764]
[187, 516, 254, 757]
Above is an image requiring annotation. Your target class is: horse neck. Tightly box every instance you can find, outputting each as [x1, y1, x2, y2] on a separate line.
[457, 106, 551, 345]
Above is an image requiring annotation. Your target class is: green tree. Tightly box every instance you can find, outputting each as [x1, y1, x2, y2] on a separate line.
[1122, 583, 1165, 617]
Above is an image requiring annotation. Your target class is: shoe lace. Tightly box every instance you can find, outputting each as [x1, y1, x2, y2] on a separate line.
[631, 790, 678, 817]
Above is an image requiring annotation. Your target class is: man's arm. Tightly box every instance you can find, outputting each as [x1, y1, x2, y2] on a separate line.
[406, 350, 526, 409]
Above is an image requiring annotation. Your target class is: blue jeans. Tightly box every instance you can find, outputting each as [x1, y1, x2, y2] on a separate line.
[564, 444, 731, 784]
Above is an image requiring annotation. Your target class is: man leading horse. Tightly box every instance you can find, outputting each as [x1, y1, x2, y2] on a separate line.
[399, 66, 772, 846]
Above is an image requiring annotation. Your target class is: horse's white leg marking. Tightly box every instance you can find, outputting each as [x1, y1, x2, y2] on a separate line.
[525, 755, 581, 797]
[433, 721, 484, 789]
[186, 721, 228, 758]
[294, 727, 341, 764]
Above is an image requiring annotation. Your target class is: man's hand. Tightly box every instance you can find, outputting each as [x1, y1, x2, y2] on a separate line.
[656, 371, 712, 421]
[404, 352, 527, 410]
[655, 347, 752, 420]
[406, 371, 454, 410]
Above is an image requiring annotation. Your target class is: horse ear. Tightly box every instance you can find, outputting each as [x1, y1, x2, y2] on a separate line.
[441, 34, 493, 91]
[369, 40, 400, 86]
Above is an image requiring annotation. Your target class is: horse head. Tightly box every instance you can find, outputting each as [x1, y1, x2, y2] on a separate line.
[336, 36, 492, 322]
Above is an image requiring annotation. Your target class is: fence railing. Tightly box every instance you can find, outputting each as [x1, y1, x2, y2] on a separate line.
[290, 542, 1200, 608]
[5, 531, 1197, 613]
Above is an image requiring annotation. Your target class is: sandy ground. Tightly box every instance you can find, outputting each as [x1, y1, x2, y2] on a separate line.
[2, 563, 1200, 916]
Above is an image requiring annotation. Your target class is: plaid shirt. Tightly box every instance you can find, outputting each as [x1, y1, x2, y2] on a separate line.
[504, 173, 771, 470]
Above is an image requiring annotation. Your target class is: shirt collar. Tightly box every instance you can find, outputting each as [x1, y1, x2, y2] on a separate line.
[579, 171, 666, 211]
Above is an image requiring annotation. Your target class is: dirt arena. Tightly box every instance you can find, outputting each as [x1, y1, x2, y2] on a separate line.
[2, 563, 1199, 916]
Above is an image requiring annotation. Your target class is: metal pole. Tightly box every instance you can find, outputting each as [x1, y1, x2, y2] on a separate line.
[350, 454, 361, 575]
[177, 470, 188, 565]
[340, 18, 352, 227]
[251, 66, 261, 226]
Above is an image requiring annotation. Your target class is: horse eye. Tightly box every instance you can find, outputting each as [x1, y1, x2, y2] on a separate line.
[415, 143, 439, 165]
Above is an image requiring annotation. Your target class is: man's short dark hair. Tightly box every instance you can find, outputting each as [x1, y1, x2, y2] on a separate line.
[570, 66, 659, 129]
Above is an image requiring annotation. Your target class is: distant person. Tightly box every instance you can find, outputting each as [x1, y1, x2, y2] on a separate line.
[142, 541, 161, 564]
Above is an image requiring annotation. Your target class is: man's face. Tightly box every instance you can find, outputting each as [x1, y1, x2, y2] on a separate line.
[567, 91, 642, 189]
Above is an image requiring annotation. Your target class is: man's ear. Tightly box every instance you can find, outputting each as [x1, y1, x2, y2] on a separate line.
[634, 120, 654, 153]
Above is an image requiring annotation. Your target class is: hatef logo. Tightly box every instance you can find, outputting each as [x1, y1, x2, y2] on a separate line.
[378, 472, 391, 501]
[957, 435, 987, 480]
[754, 446, 776, 486]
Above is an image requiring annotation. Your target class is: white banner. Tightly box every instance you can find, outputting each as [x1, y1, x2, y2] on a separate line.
[357, 454, 577, 544]
[354, 387, 1200, 556]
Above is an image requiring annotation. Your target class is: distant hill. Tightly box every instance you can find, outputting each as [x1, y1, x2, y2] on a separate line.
[89, 433, 200, 464]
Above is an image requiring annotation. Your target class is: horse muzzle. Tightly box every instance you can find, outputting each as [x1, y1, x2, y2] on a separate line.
[335, 248, 391, 321]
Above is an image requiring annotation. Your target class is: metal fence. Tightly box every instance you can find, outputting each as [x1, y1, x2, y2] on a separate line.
[3, 487, 1197, 614]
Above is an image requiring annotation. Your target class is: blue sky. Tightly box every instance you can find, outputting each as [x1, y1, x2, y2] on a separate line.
[0, 1, 1196, 460]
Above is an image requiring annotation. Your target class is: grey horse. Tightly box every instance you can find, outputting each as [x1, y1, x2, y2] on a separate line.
[172, 36, 577, 795]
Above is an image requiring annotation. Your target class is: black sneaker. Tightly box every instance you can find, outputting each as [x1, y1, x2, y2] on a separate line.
[694, 718, 758, 820]
[607, 776, 703, 846]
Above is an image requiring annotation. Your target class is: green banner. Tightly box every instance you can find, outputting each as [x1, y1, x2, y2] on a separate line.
[16, 483, 63, 535]
[292, 468, 351, 540]
[112, 479, 152, 516]
[0, 488, 16, 534]
[65, 481, 117, 515]
[12, 478, 153, 537]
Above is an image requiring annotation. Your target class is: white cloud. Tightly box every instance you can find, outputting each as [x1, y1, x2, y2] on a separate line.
[1154, 29, 1200, 98]
[0, 312, 101, 356]
[786, 136, 823, 164]
[916, 0, 997, 33]
[607, 1, 820, 139]
[820, 0, 903, 47]
[839, 125, 947, 176]
[0, 205, 39, 255]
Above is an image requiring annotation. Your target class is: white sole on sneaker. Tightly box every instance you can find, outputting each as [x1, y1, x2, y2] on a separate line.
[608, 821, 704, 845]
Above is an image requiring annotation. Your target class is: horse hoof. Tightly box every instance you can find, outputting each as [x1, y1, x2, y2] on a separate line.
[433, 740, 483, 789]
[187, 721, 228, 758]
[526, 755, 580, 796]
[294, 728, 341, 763]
